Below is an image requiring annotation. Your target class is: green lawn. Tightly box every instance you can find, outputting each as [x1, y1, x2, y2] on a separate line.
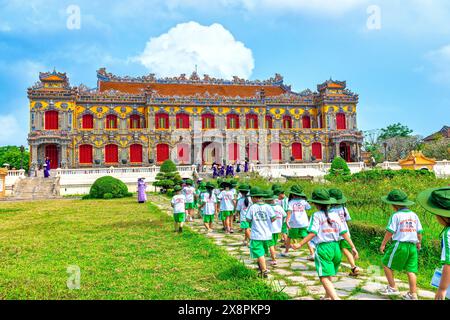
[0, 198, 288, 300]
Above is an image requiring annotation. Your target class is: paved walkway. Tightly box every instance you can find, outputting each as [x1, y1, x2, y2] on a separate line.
[149, 194, 436, 300]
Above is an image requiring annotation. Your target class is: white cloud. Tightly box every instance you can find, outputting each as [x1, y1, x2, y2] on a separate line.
[425, 44, 450, 86]
[134, 21, 254, 79]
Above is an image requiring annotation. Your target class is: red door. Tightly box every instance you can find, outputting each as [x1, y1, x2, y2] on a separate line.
[292, 143, 302, 160]
[157, 144, 169, 163]
[79, 145, 93, 164]
[105, 144, 118, 163]
[312, 143, 322, 160]
[228, 143, 240, 161]
[270, 143, 282, 162]
[45, 145, 59, 169]
[130, 144, 143, 163]
[246, 143, 259, 161]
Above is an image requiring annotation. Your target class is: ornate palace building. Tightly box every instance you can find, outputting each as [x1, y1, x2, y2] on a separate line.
[27, 69, 363, 170]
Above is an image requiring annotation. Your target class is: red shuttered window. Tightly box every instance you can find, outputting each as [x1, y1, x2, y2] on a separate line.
[130, 144, 143, 163]
[227, 114, 240, 129]
[105, 144, 118, 163]
[336, 113, 346, 130]
[202, 114, 215, 129]
[312, 142, 322, 160]
[130, 115, 141, 129]
[155, 113, 169, 129]
[283, 115, 292, 129]
[292, 143, 302, 160]
[265, 115, 273, 129]
[82, 114, 94, 129]
[302, 116, 311, 129]
[176, 113, 190, 129]
[177, 144, 190, 164]
[79, 145, 93, 164]
[246, 114, 258, 129]
[45, 111, 58, 130]
[106, 115, 118, 129]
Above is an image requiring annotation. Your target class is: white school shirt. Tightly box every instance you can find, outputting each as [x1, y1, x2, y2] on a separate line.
[386, 209, 423, 243]
[287, 199, 311, 228]
[441, 227, 450, 264]
[200, 192, 217, 216]
[182, 186, 196, 204]
[271, 204, 287, 234]
[218, 190, 236, 211]
[245, 203, 276, 241]
[236, 196, 253, 222]
[307, 210, 348, 244]
[171, 194, 186, 214]
[275, 197, 289, 212]
[331, 206, 352, 240]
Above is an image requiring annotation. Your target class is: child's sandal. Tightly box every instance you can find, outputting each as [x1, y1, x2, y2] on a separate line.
[349, 267, 360, 276]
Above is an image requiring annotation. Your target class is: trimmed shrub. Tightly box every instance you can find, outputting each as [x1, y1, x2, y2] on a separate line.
[325, 157, 351, 181]
[88, 176, 131, 199]
[103, 193, 113, 200]
[153, 160, 182, 193]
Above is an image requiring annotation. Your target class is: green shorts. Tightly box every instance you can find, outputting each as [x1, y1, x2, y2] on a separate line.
[240, 221, 251, 229]
[269, 233, 280, 247]
[185, 203, 195, 210]
[382, 241, 418, 273]
[220, 211, 234, 221]
[250, 240, 271, 259]
[288, 228, 308, 239]
[203, 215, 214, 223]
[339, 239, 352, 250]
[315, 242, 342, 277]
[173, 213, 185, 223]
[281, 221, 288, 234]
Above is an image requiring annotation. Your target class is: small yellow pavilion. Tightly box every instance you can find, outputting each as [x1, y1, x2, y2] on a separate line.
[398, 150, 436, 171]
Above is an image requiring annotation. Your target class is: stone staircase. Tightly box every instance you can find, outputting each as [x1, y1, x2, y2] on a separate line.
[11, 177, 61, 200]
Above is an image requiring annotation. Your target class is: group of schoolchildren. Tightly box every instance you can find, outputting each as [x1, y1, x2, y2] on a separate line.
[171, 179, 450, 300]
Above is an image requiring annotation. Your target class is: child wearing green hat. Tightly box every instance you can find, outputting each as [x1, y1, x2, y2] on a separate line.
[235, 184, 253, 246]
[293, 188, 358, 300]
[218, 180, 237, 234]
[274, 188, 289, 244]
[171, 185, 186, 233]
[379, 189, 423, 300]
[246, 187, 277, 278]
[182, 179, 196, 222]
[265, 190, 287, 266]
[329, 188, 360, 277]
[195, 181, 206, 219]
[281, 185, 314, 259]
[198, 182, 218, 233]
[417, 186, 450, 300]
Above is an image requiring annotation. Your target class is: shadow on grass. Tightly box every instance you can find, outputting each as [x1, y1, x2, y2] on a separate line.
[0, 208, 24, 214]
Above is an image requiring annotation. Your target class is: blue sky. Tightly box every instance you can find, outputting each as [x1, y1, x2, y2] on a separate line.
[1, 0, 449, 146]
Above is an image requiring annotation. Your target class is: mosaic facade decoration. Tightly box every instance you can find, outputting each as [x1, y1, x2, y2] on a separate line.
[27, 69, 363, 169]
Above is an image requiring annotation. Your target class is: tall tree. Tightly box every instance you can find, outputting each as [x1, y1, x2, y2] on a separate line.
[379, 123, 413, 141]
[0, 146, 30, 171]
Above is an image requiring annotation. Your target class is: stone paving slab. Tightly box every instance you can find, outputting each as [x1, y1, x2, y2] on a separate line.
[149, 194, 435, 301]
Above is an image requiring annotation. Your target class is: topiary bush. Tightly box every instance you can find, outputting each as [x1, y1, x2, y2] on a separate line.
[153, 160, 182, 193]
[87, 176, 132, 199]
[325, 156, 351, 181]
